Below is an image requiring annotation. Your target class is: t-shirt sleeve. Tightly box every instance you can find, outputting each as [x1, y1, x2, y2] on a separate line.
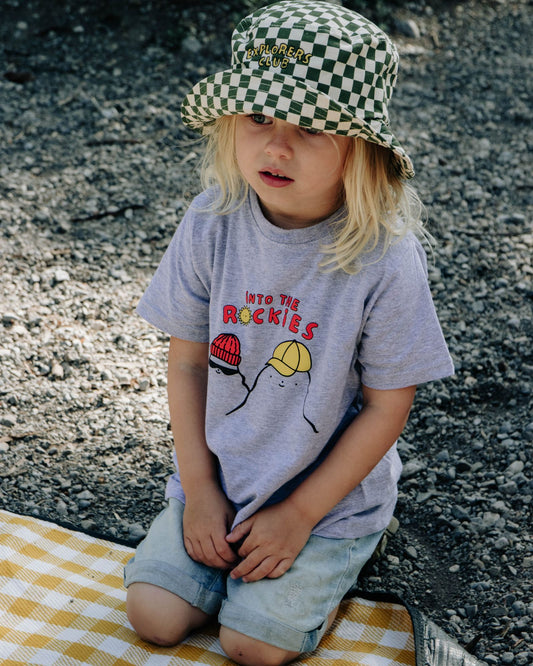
[357, 237, 454, 389]
[135, 209, 210, 342]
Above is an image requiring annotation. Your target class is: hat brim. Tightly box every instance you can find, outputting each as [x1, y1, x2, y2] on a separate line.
[181, 67, 414, 179]
[267, 357, 297, 377]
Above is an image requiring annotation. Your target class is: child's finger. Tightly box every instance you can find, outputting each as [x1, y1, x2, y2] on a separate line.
[226, 520, 250, 543]
[212, 534, 238, 565]
[229, 547, 265, 580]
[266, 558, 292, 579]
[240, 555, 280, 583]
[186, 532, 234, 569]
[184, 536, 204, 564]
[198, 533, 235, 569]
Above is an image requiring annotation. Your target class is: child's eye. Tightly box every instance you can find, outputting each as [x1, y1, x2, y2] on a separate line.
[303, 127, 322, 136]
[248, 113, 272, 125]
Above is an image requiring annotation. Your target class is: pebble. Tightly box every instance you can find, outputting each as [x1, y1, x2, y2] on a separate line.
[482, 512, 500, 528]
[394, 18, 421, 39]
[51, 363, 64, 379]
[127, 523, 147, 540]
[76, 490, 95, 503]
[515, 654, 532, 666]
[464, 604, 478, 619]
[492, 500, 509, 513]
[484, 656, 499, 665]
[505, 460, 525, 476]
[54, 269, 70, 283]
[401, 460, 425, 478]
[137, 377, 151, 391]
[181, 35, 203, 55]
[494, 536, 510, 550]
[501, 481, 518, 495]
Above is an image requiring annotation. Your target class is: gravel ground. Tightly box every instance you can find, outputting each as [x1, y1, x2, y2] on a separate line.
[1, 0, 531, 663]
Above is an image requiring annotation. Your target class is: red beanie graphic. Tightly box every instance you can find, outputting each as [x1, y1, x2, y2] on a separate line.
[210, 333, 241, 367]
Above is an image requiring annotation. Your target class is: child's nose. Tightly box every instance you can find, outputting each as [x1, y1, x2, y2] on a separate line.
[265, 127, 293, 159]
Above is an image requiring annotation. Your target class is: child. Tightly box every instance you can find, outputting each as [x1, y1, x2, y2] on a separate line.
[124, 2, 454, 664]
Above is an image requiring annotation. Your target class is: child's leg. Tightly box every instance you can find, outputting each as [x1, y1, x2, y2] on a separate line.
[219, 606, 339, 666]
[218, 529, 383, 665]
[124, 498, 226, 646]
[127, 582, 210, 646]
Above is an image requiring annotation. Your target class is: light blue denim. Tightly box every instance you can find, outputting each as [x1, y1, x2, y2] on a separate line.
[124, 498, 383, 653]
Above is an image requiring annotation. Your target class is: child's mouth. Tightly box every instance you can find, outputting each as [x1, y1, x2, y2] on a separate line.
[259, 171, 293, 187]
[264, 171, 290, 179]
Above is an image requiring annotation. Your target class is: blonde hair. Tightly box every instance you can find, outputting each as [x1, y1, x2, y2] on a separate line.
[199, 115, 426, 273]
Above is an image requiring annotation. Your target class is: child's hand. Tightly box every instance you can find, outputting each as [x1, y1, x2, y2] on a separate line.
[183, 484, 238, 570]
[226, 501, 313, 583]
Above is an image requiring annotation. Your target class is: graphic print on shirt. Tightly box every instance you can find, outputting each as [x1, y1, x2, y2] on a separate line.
[210, 291, 320, 431]
[222, 291, 319, 341]
[208, 333, 250, 412]
[227, 339, 318, 433]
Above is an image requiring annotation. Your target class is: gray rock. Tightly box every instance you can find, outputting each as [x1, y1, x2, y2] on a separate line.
[54, 269, 70, 283]
[127, 523, 147, 540]
[401, 460, 425, 478]
[505, 460, 525, 476]
[494, 536, 510, 550]
[394, 18, 421, 39]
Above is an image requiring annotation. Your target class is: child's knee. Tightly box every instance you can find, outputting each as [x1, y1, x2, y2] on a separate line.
[126, 582, 208, 647]
[219, 626, 299, 666]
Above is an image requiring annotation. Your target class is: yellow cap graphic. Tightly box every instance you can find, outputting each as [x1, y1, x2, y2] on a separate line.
[267, 340, 312, 377]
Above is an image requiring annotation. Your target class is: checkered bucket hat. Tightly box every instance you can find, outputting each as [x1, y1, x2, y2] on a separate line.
[181, 0, 414, 179]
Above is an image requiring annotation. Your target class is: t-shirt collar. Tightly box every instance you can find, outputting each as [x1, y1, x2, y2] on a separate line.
[248, 189, 344, 244]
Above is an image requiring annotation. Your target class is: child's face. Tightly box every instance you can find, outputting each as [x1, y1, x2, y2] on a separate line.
[235, 114, 351, 230]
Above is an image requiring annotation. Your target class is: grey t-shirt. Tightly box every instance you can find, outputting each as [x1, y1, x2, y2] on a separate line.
[137, 188, 454, 538]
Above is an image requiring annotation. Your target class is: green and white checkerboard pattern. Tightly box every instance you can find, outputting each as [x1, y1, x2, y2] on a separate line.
[181, 0, 414, 179]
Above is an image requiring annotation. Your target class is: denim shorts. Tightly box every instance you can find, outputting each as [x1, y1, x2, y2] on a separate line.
[124, 498, 383, 653]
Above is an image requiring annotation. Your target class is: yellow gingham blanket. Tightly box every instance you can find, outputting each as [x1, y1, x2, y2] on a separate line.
[0, 509, 415, 665]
